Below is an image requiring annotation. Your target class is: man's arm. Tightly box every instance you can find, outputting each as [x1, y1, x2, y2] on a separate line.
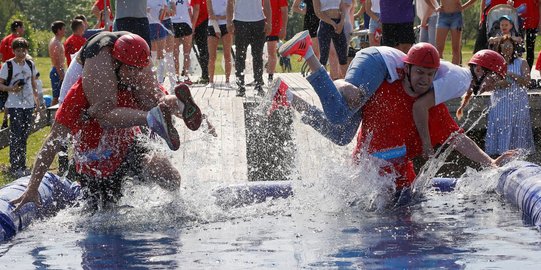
[450, 132, 518, 167]
[412, 90, 435, 158]
[191, 1, 200, 28]
[10, 123, 71, 211]
[279, 4, 289, 40]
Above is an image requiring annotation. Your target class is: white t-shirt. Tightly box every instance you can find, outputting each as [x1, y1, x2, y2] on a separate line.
[0, 59, 36, 109]
[370, 0, 381, 13]
[433, 61, 472, 105]
[59, 51, 83, 104]
[320, 0, 340, 12]
[234, 0, 265, 22]
[209, 0, 228, 25]
[148, 0, 166, 24]
[416, 0, 438, 20]
[171, 0, 192, 26]
[374, 47, 471, 105]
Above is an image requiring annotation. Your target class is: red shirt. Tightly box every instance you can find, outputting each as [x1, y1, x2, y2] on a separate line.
[94, 0, 114, 29]
[64, 34, 87, 66]
[270, 0, 288, 37]
[56, 78, 140, 177]
[0, 34, 18, 62]
[515, 0, 540, 29]
[353, 80, 461, 189]
[191, 0, 209, 27]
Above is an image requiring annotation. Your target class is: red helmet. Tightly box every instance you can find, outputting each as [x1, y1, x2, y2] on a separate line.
[468, 49, 507, 78]
[403, 42, 440, 69]
[112, 34, 150, 68]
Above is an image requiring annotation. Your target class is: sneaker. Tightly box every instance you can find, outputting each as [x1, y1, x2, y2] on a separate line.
[254, 84, 265, 96]
[236, 86, 246, 97]
[268, 77, 291, 114]
[147, 104, 180, 150]
[205, 82, 215, 88]
[279, 30, 312, 58]
[175, 83, 203, 131]
[183, 77, 193, 86]
[196, 77, 209, 85]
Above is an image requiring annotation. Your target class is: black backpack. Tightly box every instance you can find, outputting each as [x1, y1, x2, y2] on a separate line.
[1, 59, 34, 100]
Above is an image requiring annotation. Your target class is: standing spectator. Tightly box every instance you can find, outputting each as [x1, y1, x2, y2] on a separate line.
[172, 0, 194, 84]
[64, 19, 87, 67]
[148, 0, 169, 83]
[191, 0, 210, 84]
[161, 0, 178, 84]
[354, 0, 371, 30]
[365, 0, 381, 46]
[313, 0, 349, 77]
[0, 37, 40, 178]
[48, 21, 66, 106]
[518, 0, 540, 69]
[207, 0, 234, 88]
[266, 0, 289, 83]
[417, 0, 439, 46]
[114, 0, 151, 48]
[35, 72, 45, 109]
[435, 0, 477, 65]
[292, 0, 321, 57]
[0, 20, 25, 129]
[227, 0, 272, 96]
[92, 0, 114, 30]
[379, 0, 415, 53]
[485, 36, 535, 155]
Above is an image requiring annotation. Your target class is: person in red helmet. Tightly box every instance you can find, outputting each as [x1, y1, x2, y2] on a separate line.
[80, 31, 203, 151]
[270, 33, 517, 205]
[10, 32, 205, 212]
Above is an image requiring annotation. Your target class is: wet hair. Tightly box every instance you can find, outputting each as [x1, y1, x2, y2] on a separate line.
[497, 35, 518, 62]
[10, 20, 23, 32]
[51, 21, 65, 34]
[71, 19, 84, 32]
[12, 37, 29, 50]
[74, 14, 87, 22]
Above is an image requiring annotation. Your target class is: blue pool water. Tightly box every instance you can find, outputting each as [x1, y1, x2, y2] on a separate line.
[1, 168, 541, 269]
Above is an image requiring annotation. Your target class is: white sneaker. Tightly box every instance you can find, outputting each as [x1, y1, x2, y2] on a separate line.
[146, 104, 180, 150]
[205, 82, 215, 88]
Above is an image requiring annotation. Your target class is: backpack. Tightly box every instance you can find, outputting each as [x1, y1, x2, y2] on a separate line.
[1, 59, 34, 100]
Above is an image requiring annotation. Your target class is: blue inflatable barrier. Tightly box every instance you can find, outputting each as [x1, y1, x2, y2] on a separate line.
[213, 178, 457, 208]
[0, 173, 80, 241]
[497, 161, 541, 228]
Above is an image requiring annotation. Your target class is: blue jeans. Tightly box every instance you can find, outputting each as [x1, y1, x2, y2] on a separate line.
[8, 108, 33, 171]
[302, 48, 388, 145]
[419, 14, 437, 46]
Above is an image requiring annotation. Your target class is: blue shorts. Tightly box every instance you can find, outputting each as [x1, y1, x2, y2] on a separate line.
[437, 12, 463, 30]
[368, 13, 381, 34]
[149, 23, 170, 41]
[50, 67, 62, 99]
[345, 47, 387, 101]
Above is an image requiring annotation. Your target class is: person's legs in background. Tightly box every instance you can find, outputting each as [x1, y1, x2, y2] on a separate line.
[8, 108, 33, 177]
[193, 20, 210, 84]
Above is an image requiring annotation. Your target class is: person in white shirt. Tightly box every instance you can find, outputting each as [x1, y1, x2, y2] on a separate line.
[171, 0, 194, 84]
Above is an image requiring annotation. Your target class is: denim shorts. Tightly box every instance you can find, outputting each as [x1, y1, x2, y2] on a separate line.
[344, 47, 388, 99]
[149, 23, 170, 41]
[437, 12, 463, 30]
[368, 13, 381, 34]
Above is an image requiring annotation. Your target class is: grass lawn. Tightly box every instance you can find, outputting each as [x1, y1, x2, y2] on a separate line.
[1, 38, 541, 185]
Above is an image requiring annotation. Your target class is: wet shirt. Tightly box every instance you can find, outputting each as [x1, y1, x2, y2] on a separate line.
[353, 80, 461, 188]
[55, 78, 140, 177]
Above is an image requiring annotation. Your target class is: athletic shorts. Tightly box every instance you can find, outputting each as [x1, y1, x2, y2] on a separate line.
[304, 13, 320, 38]
[381, 22, 415, 47]
[437, 11, 463, 31]
[73, 138, 149, 210]
[266, 35, 279, 41]
[207, 24, 228, 37]
[161, 18, 173, 31]
[173, 23, 193, 38]
[149, 23, 169, 41]
[50, 67, 62, 99]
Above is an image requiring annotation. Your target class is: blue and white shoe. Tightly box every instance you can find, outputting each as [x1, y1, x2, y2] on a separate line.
[147, 104, 180, 150]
